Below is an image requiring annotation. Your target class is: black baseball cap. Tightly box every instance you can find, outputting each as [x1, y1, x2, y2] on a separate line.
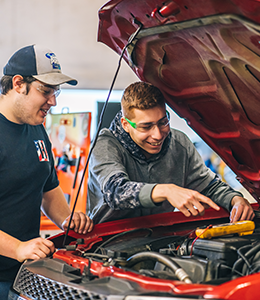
[3, 44, 78, 86]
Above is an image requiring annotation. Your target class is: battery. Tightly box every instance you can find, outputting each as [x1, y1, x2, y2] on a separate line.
[195, 220, 255, 239]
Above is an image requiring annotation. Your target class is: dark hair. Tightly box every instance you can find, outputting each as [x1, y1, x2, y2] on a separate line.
[121, 82, 165, 118]
[0, 75, 36, 95]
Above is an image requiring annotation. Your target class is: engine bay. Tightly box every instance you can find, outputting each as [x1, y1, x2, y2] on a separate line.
[13, 212, 260, 299]
[85, 222, 260, 285]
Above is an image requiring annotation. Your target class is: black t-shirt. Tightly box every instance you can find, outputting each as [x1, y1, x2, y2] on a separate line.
[0, 113, 59, 281]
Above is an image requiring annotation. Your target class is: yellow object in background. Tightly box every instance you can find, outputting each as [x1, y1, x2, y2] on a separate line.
[196, 221, 255, 239]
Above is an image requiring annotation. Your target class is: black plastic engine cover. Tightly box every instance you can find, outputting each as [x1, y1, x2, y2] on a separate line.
[192, 234, 260, 265]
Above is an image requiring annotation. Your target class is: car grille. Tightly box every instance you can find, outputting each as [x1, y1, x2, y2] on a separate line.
[14, 266, 106, 300]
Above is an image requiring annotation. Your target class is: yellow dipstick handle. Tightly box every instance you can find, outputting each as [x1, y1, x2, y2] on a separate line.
[195, 220, 255, 239]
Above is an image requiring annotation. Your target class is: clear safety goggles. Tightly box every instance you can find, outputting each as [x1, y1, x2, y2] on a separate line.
[33, 81, 61, 99]
[124, 110, 170, 132]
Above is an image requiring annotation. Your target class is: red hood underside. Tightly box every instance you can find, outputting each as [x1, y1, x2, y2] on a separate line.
[98, 0, 260, 203]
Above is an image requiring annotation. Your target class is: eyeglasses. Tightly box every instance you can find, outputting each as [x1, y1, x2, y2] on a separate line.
[33, 82, 61, 99]
[124, 110, 170, 132]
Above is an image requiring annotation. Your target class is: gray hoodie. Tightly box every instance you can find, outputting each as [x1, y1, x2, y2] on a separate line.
[87, 111, 242, 224]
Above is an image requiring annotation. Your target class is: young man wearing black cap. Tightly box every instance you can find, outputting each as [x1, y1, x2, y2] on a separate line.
[0, 44, 93, 298]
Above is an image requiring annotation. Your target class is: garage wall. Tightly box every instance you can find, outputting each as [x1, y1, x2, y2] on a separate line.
[0, 0, 138, 89]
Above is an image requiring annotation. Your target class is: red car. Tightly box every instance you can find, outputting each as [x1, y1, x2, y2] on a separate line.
[10, 0, 260, 299]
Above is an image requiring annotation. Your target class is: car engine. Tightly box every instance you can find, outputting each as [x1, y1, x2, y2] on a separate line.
[91, 226, 260, 285]
[12, 220, 260, 299]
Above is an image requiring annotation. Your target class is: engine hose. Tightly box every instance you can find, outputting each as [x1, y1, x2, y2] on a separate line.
[232, 243, 260, 275]
[248, 253, 260, 274]
[243, 246, 260, 275]
[126, 251, 192, 284]
[232, 244, 254, 274]
[252, 249, 260, 262]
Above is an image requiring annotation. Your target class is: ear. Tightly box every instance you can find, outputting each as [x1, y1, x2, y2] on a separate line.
[12, 75, 26, 93]
[121, 117, 130, 133]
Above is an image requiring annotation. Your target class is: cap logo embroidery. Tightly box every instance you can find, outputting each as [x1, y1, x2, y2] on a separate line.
[45, 52, 61, 70]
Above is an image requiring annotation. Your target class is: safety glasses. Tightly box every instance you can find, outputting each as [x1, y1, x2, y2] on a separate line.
[124, 110, 170, 132]
[32, 82, 61, 99]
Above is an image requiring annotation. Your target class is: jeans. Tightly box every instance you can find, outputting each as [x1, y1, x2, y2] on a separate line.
[0, 281, 12, 300]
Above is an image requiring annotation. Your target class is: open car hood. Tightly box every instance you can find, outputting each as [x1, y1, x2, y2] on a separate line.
[98, 0, 260, 204]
